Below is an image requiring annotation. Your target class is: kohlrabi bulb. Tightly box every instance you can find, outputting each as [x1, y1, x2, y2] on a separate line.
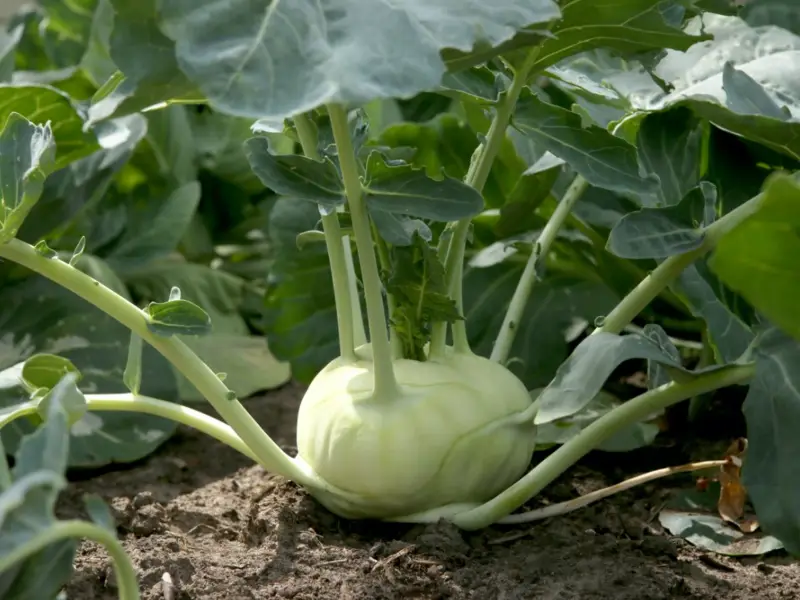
[295, 344, 536, 519]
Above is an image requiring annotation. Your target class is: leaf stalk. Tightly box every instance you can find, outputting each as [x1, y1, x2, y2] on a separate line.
[491, 174, 588, 364]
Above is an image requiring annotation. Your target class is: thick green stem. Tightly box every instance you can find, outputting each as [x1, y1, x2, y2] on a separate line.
[436, 52, 540, 354]
[294, 113, 355, 361]
[0, 519, 140, 600]
[327, 104, 396, 397]
[0, 239, 317, 489]
[491, 175, 588, 364]
[451, 362, 755, 529]
[595, 192, 765, 336]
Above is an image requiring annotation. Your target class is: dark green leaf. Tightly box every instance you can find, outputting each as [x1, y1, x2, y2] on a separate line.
[636, 107, 706, 207]
[83, 493, 116, 532]
[463, 260, 617, 390]
[370, 211, 432, 246]
[673, 262, 754, 364]
[244, 137, 345, 208]
[259, 198, 343, 383]
[514, 91, 659, 197]
[0, 25, 23, 83]
[722, 62, 790, 120]
[533, 325, 736, 425]
[607, 182, 716, 259]
[20, 355, 80, 392]
[140, 105, 197, 185]
[0, 277, 179, 467]
[709, 173, 800, 341]
[38, 0, 99, 69]
[104, 181, 201, 273]
[439, 66, 503, 103]
[146, 298, 212, 337]
[741, 327, 800, 555]
[0, 114, 56, 242]
[88, 0, 201, 124]
[364, 152, 484, 221]
[0, 85, 98, 168]
[156, 0, 560, 121]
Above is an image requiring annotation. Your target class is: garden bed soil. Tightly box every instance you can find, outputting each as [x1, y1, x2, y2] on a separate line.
[59, 382, 799, 599]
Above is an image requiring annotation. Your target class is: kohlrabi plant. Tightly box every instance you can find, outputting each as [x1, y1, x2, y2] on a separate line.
[3, 0, 800, 598]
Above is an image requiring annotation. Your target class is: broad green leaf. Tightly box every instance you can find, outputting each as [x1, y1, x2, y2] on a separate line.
[0, 85, 98, 168]
[659, 509, 784, 556]
[463, 258, 617, 390]
[259, 197, 343, 383]
[439, 67, 504, 103]
[38, 0, 99, 69]
[709, 173, 800, 341]
[364, 153, 484, 222]
[179, 334, 290, 402]
[495, 152, 563, 239]
[741, 327, 800, 555]
[639, 17, 800, 160]
[0, 114, 56, 242]
[534, 389, 660, 452]
[514, 91, 659, 197]
[636, 107, 706, 207]
[88, 0, 201, 125]
[370, 211, 432, 247]
[607, 183, 716, 259]
[244, 137, 345, 208]
[533, 325, 736, 425]
[0, 277, 179, 467]
[673, 262, 754, 364]
[139, 104, 197, 185]
[156, 0, 560, 121]
[527, 0, 710, 73]
[104, 181, 201, 273]
[146, 298, 212, 337]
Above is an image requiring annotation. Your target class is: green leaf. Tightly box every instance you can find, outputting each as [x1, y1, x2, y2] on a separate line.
[38, 0, 99, 69]
[709, 173, 800, 341]
[463, 259, 618, 390]
[659, 509, 784, 556]
[439, 66, 503, 103]
[527, 0, 710, 73]
[88, 0, 201, 124]
[376, 113, 525, 210]
[0, 114, 56, 242]
[741, 327, 800, 555]
[640, 17, 800, 161]
[146, 298, 212, 337]
[636, 107, 706, 207]
[140, 104, 197, 185]
[104, 181, 201, 273]
[514, 91, 659, 197]
[244, 137, 345, 208]
[673, 262, 754, 364]
[20, 355, 81, 392]
[534, 389, 660, 452]
[155, 0, 560, 121]
[259, 197, 342, 383]
[533, 325, 736, 425]
[0, 85, 98, 169]
[364, 152, 484, 222]
[370, 211, 432, 247]
[0, 277, 179, 467]
[607, 182, 716, 259]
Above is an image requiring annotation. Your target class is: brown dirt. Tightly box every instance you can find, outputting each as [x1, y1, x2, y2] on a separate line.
[58, 382, 799, 600]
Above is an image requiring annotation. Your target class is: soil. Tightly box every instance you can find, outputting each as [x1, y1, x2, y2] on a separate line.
[58, 382, 799, 600]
